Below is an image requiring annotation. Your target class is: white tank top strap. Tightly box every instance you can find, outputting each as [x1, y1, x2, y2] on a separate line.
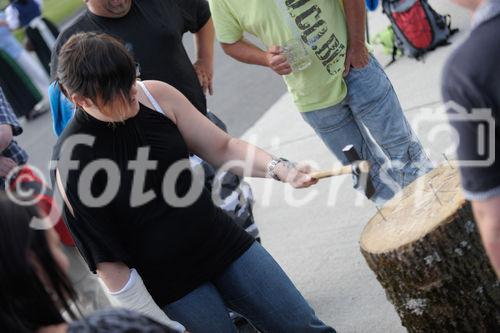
[136, 80, 165, 114]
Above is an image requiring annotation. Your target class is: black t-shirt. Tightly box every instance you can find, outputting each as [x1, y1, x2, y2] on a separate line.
[441, 14, 500, 199]
[51, 0, 209, 115]
[52, 104, 254, 305]
[68, 309, 177, 333]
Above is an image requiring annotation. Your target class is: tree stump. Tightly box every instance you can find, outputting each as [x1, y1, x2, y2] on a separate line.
[360, 165, 500, 332]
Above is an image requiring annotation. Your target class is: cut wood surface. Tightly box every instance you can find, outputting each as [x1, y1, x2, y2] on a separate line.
[360, 165, 500, 332]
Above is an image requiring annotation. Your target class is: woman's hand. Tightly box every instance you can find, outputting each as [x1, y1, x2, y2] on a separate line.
[276, 161, 318, 188]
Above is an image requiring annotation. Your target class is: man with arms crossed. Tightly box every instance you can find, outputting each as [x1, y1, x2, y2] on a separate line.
[442, 0, 500, 278]
[209, 0, 432, 203]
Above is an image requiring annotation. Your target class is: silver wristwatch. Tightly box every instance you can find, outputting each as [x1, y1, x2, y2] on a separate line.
[267, 157, 294, 181]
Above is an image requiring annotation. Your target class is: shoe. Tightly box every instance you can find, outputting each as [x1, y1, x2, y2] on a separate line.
[27, 101, 49, 121]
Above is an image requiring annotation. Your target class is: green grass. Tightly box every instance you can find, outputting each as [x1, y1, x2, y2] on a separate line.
[41, 0, 85, 25]
[1, 0, 85, 40]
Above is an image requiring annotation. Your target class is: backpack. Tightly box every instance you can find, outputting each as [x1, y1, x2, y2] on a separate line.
[382, 0, 458, 64]
[373, 26, 403, 57]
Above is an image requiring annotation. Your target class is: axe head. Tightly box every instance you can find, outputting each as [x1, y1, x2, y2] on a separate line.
[342, 145, 375, 199]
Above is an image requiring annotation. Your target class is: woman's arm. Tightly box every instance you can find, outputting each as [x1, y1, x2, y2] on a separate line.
[143, 81, 316, 188]
[97, 262, 130, 292]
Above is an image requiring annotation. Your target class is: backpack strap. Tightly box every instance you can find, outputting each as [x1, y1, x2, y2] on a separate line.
[387, 44, 398, 67]
[386, 27, 399, 67]
[136, 80, 164, 115]
[445, 14, 460, 36]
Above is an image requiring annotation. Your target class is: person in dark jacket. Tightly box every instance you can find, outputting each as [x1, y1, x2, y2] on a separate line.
[442, 0, 500, 278]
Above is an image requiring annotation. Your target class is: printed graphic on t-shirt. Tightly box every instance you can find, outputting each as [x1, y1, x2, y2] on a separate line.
[286, 0, 346, 76]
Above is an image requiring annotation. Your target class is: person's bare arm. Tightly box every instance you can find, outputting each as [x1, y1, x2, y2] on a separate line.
[0, 124, 17, 177]
[0, 156, 17, 178]
[221, 39, 292, 75]
[0, 124, 13, 152]
[143, 81, 316, 187]
[472, 198, 500, 278]
[342, 0, 369, 76]
[193, 18, 215, 95]
[97, 262, 131, 292]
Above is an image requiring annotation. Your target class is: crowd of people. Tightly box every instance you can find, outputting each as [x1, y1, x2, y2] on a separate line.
[0, 0, 59, 120]
[0, 0, 498, 332]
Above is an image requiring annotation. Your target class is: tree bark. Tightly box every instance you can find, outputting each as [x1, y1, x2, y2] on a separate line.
[360, 165, 500, 332]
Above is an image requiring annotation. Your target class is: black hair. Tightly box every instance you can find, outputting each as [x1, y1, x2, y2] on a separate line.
[0, 193, 78, 332]
[56, 32, 136, 118]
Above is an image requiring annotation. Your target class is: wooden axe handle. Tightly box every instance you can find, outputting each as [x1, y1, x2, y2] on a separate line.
[310, 165, 354, 179]
[310, 161, 371, 180]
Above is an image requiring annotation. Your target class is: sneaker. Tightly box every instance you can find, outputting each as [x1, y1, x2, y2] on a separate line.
[27, 101, 49, 120]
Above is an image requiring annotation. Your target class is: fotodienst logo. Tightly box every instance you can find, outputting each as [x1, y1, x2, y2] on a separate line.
[412, 100, 495, 168]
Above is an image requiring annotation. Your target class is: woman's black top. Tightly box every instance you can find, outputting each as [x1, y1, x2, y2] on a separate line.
[52, 104, 254, 305]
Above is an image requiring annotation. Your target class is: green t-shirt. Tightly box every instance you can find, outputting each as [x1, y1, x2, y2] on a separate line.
[210, 0, 348, 112]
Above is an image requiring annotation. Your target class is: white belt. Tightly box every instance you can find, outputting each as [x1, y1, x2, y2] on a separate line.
[28, 16, 56, 50]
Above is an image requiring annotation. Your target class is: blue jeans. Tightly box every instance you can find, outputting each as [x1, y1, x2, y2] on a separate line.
[302, 55, 432, 204]
[163, 242, 335, 333]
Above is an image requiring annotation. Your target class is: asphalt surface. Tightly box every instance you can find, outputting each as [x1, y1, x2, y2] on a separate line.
[183, 34, 287, 137]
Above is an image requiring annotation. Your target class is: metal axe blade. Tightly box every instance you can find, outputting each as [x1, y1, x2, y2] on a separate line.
[342, 145, 375, 199]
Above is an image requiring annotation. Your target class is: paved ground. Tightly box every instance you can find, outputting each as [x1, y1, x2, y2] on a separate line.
[183, 34, 287, 137]
[15, 2, 471, 332]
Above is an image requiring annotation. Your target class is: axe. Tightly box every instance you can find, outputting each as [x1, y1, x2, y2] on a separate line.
[310, 145, 376, 199]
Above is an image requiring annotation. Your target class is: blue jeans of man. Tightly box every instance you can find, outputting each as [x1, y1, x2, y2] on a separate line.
[301, 55, 432, 204]
[164, 242, 335, 333]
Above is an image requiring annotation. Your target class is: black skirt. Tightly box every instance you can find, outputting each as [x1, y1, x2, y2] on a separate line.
[25, 17, 59, 75]
[0, 50, 42, 117]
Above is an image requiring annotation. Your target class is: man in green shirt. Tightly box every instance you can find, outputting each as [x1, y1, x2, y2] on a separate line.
[209, 0, 432, 203]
